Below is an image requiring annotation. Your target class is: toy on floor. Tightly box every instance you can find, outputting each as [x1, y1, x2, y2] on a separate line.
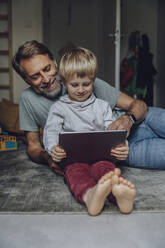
[0, 127, 17, 151]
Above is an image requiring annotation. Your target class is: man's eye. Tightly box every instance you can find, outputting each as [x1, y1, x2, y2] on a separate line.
[30, 74, 40, 80]
[43, 65, 51, 72]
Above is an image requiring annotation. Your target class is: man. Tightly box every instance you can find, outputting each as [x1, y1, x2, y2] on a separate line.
[12, 40, 165, 172]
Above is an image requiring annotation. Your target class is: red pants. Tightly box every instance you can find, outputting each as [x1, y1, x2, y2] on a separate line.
[64, 160, 116, 205]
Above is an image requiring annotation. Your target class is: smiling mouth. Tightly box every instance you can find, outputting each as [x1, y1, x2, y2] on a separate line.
[41, 76, 58, 90]
[76, 93, 88, 97]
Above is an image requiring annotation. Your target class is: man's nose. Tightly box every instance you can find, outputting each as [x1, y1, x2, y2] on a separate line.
[40, 71, 49, 82]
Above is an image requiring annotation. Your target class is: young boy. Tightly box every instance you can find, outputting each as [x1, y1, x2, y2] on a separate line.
[43, 46, 136, 216]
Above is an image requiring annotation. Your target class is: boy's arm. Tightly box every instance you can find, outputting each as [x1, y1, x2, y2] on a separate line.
[51, 144, 66, 162]
[103, 102, 115, 130]
[26, 131, 64, 175]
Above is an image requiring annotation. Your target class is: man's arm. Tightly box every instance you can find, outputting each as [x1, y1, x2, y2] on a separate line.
[108, 93, 148, 135]
[26, 131, 64, 175]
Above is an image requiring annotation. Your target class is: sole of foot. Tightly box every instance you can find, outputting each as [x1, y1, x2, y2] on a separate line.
[112, 177, 136, 214]
[84, 169, 119, 216]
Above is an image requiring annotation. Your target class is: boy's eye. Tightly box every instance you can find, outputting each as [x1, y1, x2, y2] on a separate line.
[71, 83, 79, 87]
[83, 82, 91, 87]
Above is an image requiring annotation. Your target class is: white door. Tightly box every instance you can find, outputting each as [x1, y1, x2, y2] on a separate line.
[102, 0, 121, 90]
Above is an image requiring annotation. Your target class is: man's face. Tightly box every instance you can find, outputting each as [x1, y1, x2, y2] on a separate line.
[20, 54, 62, 98]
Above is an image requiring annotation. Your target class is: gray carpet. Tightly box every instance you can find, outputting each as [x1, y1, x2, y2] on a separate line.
[0, 150, 165, 213]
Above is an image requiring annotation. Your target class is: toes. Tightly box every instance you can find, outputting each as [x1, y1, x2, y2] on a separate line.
[108, 171, 114, 178]
[118, 177, 135, 189]
[119, 177, 124, 183]
[99, 174, 111, 184]
[111, 175, 119, 184]
[114, 168, 121, 177]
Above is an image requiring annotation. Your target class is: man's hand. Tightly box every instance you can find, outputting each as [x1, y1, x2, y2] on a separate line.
[47, 155, 64, 176]
[51, 144, 66, 162]
[108, 115, 133, 137]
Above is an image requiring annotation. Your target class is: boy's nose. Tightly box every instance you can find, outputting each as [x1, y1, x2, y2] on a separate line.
[78, 86, 84, 93]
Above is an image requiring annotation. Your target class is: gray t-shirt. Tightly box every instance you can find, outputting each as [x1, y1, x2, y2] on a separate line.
[19, 77, 121, 132]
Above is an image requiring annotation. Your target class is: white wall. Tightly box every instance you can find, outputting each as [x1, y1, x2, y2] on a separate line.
[12, 0, 43, 103]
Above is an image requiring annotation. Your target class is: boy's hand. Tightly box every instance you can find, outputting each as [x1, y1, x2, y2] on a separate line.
[110, 141, 129, 160]
[51, 144, 66, 162]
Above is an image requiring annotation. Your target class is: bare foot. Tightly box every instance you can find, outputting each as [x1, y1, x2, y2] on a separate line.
[112, 177, 136, 214]
[83, 168, 120, 216]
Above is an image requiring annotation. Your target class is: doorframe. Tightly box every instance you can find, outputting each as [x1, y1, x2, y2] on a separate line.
[115, 0, 121, 90]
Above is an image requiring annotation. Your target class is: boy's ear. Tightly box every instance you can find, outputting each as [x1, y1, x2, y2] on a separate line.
[53, 59, 58, 68]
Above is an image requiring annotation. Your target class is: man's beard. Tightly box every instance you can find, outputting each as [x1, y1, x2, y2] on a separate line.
[33, 75, 62, 99]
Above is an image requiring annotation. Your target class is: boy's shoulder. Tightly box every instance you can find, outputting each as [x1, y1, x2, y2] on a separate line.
[94, 97, 110, 107]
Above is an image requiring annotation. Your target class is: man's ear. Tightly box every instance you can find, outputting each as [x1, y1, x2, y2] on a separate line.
[62, 80, 66, 86]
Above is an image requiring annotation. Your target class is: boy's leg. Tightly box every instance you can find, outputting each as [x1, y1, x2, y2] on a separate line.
[90, 161, 136, 213]
[90, 160, 118, 181]
[90, 160, 136, 213]
[64, 163, 96, 205]
[90, 160, 120, 203]
[111, 176, 136, 214]
[83, 170, 115, 216]
[64, 161, 116, 216]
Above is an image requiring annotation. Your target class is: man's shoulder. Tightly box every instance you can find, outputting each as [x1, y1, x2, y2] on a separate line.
[94, 77, 120, 93]
[20, 87, 52, 104]
[94, 77, 113, 88]
[20, 87, 36, 100]
[93, 77, 121, 107]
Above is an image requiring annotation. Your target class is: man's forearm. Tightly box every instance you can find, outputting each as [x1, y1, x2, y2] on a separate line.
[125, 99, 148, 123]
[27, 146, 49, 165]
[110, 95, 148, 134]
[27, 146, 64, 175]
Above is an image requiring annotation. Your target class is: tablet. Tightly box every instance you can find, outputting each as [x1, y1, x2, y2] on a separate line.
[59, 129, 127, 166]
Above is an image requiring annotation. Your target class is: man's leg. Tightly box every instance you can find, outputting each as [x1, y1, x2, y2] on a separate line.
[127, 107, 165, 169]
[145, 107, 165, 137]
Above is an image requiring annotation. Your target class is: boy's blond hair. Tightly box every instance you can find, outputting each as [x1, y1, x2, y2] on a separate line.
[59, 46, 98, 82]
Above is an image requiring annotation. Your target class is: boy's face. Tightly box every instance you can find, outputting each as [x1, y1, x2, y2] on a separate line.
[20, 54, 62, 98]
[65, 74, 94, 102]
